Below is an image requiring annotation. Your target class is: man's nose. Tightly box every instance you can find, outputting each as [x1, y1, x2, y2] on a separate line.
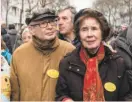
[58, 19, 63, 25]
[47, 23, 53, 28]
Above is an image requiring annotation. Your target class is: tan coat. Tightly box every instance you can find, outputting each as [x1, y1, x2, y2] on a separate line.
[10, 39, 75, 101]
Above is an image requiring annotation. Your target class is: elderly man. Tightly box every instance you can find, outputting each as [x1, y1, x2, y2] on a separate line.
[10, 8, 75, 101]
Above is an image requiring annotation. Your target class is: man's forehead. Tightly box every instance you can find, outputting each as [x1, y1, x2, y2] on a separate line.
[58, 9, 72, 16]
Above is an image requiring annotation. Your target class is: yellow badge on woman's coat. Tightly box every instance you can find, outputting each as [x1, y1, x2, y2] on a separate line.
[104, 82, 116, 92]
[47, 69, 59, 78]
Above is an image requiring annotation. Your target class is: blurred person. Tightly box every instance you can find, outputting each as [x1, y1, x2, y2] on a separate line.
[8, 24, 18, 52]
[1, 38, 12, 65]
[58, 6, 80, 47]
[112, 22, 132, 71]
[13, 25, 27, 49]
[121, 24, 128, 31]
[1, 24, 12, 53]
[21, 27, 32, 43]
[56, 8, 132, 101]
[10, 8, 75, 101]
[1, 55, 11, 102]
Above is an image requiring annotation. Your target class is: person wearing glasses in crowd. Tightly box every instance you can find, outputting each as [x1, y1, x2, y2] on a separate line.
[10, 8, 75, 101]
[56, 8, 132, 101]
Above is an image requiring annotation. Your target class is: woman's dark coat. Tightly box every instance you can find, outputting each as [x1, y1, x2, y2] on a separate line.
[56, 46, 132, 101]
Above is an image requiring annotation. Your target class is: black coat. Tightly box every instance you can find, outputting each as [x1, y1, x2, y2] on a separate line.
[58, 33, 80, 48]
[1, 28, 12, 53]
[56, 46, 132, 101]
[112, 25, 132, 69]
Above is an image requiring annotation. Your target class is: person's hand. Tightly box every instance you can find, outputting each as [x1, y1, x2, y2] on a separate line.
[103, 41, 117, 53]
[62, 98, 74, 102]
[64, 99, 74, 102]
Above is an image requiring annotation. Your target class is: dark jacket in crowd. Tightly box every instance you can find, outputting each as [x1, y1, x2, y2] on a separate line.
[58, 33, 80, 47]
[112, 23, 132, 69]
[1, 48, 12, 65]
[8, 29, 18, 52]
[1, 28, 12, 53]
[56, 46, 132, 101]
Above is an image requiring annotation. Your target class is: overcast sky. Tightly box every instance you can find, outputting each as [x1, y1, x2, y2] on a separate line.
[69, 0, 95, 11]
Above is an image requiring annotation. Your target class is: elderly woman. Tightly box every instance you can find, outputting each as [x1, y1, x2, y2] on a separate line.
[56, 8, 132, 101]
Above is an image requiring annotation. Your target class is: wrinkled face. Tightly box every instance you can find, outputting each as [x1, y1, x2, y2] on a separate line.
[58, 9, 74, 35]
[79, 17, 102, 51]
[29, 18, 57, 41]
[22, 32, 32, 43]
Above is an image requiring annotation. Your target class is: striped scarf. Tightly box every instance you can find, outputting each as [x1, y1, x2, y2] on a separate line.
[32, 35, 59, 55]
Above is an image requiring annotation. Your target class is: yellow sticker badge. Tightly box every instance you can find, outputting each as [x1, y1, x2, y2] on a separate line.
[104, 82, 116, 92]
[47, 69, 59, 78]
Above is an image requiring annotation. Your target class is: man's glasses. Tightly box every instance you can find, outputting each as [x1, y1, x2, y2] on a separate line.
[30, 19, 57, 28]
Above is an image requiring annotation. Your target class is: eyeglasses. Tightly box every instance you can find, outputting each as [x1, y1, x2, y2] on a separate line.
[30, 19, 57, 28]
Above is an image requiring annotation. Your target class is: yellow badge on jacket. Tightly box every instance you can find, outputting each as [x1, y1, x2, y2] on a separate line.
[47, 69, 59, 78]
[104, 82, 116, 92]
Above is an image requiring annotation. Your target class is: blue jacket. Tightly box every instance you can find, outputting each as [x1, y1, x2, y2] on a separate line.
[1, 49, 12, 65]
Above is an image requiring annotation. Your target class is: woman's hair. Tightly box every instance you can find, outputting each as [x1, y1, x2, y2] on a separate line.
[1, 38, 7, 50]
[74, 8, 110, 41]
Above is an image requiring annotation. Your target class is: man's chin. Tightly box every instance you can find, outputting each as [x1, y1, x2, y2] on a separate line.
[44, 36, 56, 41]
[60, 31, 66, 35]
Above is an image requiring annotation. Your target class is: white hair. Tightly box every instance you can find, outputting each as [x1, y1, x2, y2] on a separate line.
[22, 27, 30, 35]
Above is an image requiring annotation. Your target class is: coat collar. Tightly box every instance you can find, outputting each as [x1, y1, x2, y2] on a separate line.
[68, 45, 113, 64]
[66, 46, 86, 76]
[66, 45, 115, 76]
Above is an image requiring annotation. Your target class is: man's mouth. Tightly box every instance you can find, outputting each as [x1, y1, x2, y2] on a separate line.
[59, 27, 64, 31]
[46, 32, 54, 36]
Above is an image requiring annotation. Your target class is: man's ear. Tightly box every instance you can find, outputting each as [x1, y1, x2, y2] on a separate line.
[28, 26, 35, 35]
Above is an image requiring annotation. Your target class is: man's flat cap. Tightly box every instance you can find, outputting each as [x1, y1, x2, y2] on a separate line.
[25, 8, 58, 25]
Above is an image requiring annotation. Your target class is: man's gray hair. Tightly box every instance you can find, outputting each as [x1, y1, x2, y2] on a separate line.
[58, 6, 77, 22]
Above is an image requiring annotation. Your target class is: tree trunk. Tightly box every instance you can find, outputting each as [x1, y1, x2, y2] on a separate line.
[128, 0, 131, 24]
[6, 0, 9, 27]
[19, 0, 24, 29]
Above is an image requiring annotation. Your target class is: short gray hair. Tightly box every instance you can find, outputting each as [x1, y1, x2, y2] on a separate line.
[58, 6, 77, 22]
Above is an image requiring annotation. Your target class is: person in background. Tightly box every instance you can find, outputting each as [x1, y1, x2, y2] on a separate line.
[56, 8, 132, 101]
[1, 55, 11, 102]
[111, 22, 132, 73]
[1, 24, 12, 53]
[10, 8, 75, 101]
[8, 24, 18, 53]
[12, 25, 27, 49]
[58, 6, 80, 47]
[121, 24, 128, 31]
[21, 27, 32, 43]
[1, 38, 12, 65]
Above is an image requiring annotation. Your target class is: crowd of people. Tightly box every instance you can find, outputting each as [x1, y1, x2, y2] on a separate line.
[1, 6, 132, 101]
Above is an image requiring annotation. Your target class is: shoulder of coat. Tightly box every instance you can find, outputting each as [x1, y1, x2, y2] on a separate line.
[59, 39, 75, 48]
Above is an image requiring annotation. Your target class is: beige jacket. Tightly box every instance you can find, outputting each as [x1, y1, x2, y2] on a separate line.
[10, 39, 75, 101]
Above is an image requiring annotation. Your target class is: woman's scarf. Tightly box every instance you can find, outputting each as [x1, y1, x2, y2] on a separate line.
[80, 43, 105, 101]
[32, 35, 59, 55]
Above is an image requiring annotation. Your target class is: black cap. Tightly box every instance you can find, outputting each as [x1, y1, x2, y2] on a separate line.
[74, 8, 103, 25]
[25, 8, 58, 25]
